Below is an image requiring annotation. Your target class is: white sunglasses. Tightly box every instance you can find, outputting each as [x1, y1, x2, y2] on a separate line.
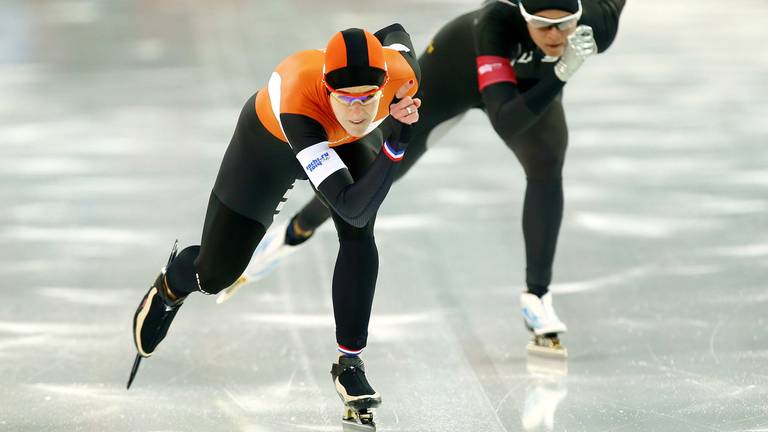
[519, 0, 583, 30]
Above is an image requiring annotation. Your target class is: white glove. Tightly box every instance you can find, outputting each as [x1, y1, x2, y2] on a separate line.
[554, 25, 597, 82]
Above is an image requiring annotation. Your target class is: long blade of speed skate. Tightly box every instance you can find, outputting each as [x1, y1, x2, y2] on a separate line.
[527, 342, 568, 359]
[342, 408, 376, 432]
[216, 274, 251, 304]
[126, 354, 143, 390]
[527, 334, 568, 359]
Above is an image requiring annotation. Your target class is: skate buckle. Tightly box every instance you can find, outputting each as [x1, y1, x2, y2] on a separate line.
[342, 407, 376, 431]
[527, 334, 568, 359]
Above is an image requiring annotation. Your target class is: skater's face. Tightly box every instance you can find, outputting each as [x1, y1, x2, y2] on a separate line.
[329, 85, 382, 137]
[526, 9, 579, 57]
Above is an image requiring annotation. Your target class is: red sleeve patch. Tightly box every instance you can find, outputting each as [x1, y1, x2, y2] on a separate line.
[476, 55, 517, 91]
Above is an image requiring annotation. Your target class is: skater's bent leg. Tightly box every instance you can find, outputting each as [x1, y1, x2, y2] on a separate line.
[331, 211, 378, 355]
[507, 101, 568, 298]
[166, 193, 266, 296]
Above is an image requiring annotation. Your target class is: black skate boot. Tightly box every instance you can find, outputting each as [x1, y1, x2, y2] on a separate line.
[127, 241, 186, 389]
[331, 356, 381, 431]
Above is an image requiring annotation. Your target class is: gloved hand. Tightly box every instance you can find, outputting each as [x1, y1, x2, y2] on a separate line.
[554, 25, 597, 82]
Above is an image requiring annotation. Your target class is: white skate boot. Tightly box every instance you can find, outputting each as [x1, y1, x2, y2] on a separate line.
[520, 292, 568, 358]
[216, 220, 305, 304]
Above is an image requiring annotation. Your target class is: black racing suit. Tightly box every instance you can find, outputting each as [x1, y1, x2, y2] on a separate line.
[291, 0, 626, 297]
[162, 24, 420, 352]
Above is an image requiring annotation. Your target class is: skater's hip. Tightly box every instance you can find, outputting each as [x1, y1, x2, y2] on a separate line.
[212, 93, 305, 227]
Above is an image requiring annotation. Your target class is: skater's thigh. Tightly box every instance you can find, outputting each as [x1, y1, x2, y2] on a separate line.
[505, 98, 568, 180]
[196, 193, 267, 293]
[201, 93, 300, 291]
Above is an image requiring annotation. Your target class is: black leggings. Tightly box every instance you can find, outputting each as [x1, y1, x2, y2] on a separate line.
[293, 11, 568, 294]
[165, 94, 382, 351]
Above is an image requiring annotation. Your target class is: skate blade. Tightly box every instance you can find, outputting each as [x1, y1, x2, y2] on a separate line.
[342, 419, 376, 432]
[342, 408, 375, 432]
[527, 341, 568, 359]
[216, 275, 251, 304]
[126, 353, 143, 390]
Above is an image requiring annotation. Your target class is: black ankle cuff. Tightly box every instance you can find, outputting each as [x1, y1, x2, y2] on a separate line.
[526, 284, 549, 298]
[285, 216, 312, 246]
[166, 246, 201, 296]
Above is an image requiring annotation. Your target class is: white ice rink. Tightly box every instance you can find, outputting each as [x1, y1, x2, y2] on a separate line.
[1, 0, 767, 431]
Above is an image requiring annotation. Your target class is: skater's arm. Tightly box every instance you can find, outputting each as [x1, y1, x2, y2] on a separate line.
[581, 0, 626, 53]
[283, 114, 411, 229]
[374, 23, 422, 85]
[317, 83, 420, 228]
[474, 4, 565, 140]
[480, 73, 565, 140]
[475, 6, 598, 140]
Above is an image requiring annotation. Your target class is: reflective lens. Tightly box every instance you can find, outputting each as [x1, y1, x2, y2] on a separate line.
[527, 17, 579, 31]
[331, 90, 382, 106]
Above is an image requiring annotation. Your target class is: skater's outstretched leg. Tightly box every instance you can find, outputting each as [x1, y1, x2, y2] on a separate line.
[506, 100, 568, 301]
[128, 194, 267, 388]
[505, 101, 569, 357]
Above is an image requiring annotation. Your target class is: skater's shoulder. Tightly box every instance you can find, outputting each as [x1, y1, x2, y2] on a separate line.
[480, 0, 523, 19]
[381, 49, 417, 85]
[273, 50, 325, 86]
[475, 1, 528, 44]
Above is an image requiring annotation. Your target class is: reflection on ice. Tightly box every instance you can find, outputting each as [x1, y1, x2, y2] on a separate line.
[523, 356, 568, 432]
[0, 335, 51, 352]
[243, 312, 438, 343]
[0, 321, 117, 336]
[0, 157, 92, 175]
[711, 243, 768, 258]
[244, 312, 435, 329]
[0, 226, 155, 245]
[695, 198, 768, 215]
[551, 266, 652, 295]
[724, 171, 768, 187]
[599, 317, 709, 331]
[30, 383, 125, 400]
[572, 212, 720, 238]
[38, 287, 131, 306]
[433, 188, 509, 206]
[374, 214, 441, 231]
[243, 313, 333, 328]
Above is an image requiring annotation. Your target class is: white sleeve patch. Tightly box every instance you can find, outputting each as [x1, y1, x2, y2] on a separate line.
[384, 43, 411, 53]
[295, 142, 348, 187]
[267, 72, 288, 144]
